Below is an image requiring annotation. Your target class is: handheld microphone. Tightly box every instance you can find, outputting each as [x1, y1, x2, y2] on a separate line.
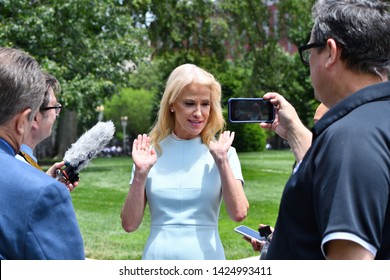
[56, 121, 115, 183]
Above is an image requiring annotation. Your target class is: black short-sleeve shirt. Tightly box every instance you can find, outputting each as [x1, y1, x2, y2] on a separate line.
[266, 81, 390, 260]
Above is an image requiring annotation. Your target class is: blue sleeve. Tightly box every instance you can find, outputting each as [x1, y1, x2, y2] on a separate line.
[25, 182, 85, 260]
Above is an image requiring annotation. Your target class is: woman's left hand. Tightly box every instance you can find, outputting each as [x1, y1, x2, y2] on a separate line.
[209, 131, 235, 161]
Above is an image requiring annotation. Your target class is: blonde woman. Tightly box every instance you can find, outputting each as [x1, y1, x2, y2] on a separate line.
[121, 63, 249, 260]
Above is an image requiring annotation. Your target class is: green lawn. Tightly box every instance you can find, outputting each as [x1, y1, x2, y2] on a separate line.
[56, 150, 294, 260]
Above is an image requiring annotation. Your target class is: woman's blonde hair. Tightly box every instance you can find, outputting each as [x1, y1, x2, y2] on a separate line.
[149, 63, 225, 153]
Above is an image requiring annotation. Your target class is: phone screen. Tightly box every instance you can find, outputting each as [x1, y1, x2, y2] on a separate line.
[228, 98, 274, 123]
[234, 225, 265, 242]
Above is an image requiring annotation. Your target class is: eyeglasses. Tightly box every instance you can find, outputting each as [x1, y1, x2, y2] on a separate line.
[298, 43, 325, 66]
[41, 103, 63, 117]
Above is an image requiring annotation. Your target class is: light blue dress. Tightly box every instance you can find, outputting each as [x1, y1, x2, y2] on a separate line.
[130, 135, 244, 260]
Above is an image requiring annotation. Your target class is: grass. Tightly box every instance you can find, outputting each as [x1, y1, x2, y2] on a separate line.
[46, 150, 294, 260]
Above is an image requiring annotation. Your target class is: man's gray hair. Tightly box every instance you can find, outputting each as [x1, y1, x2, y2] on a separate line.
[0, 47, 45, 125]
[311, 0, 390, 77]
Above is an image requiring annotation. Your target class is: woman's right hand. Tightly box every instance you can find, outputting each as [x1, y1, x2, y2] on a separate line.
[122, 134, 156, 232]
[132, 134, 157, 173]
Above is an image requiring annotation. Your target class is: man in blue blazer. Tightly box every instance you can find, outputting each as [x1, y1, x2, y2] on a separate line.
[0, 47, 85, 259]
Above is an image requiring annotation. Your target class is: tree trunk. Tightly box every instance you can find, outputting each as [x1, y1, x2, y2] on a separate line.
[55, 110, 78, 158]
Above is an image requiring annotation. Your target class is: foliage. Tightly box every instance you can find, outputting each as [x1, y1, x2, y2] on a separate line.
[247, 42, 292, 95]
[0, 0, 150, 128]
[124, 60, 166, 128]
[127, 0, 229, 61]
[277, 0, 316, 46]
[103, 88, 155, 141]
[127, 60, 165, 92]
[218, 0, 269, 58]
[227, 122, 267, 152]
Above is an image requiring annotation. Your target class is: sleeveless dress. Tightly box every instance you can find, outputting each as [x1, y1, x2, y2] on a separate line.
[130, 135, 243, 260]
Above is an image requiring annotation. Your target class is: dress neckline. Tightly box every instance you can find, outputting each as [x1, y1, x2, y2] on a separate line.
[170, 132, 201, 143]
[171, 131, 183, 140]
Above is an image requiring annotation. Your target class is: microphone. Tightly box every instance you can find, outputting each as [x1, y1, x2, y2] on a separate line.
[56, 121, 115, 183]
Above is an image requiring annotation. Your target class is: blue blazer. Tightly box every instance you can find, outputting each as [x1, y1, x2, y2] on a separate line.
[0, 139, 85, 259]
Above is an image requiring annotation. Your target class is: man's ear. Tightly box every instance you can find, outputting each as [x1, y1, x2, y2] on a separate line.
[31, 112, 40, 130]
[324, 38, 340, 68]
[15, 108, 33, 135]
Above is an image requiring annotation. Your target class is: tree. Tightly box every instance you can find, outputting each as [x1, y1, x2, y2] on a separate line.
[127, 0, 229, 60]
[103, 87, 155, 143]
[277, 0, 315, 47]
[0, 0, 150, 156]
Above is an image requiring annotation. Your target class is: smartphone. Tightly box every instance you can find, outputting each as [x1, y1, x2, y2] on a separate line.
[234, 225, 265, 242]
[228, 98, 274, 123]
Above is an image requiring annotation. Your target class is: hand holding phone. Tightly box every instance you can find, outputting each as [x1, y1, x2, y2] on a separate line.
[228, 98, 275, 123]
[234, 225, 265, 243]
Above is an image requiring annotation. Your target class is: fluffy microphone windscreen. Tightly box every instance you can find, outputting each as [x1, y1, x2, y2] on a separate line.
[63, 120, 115, 172]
